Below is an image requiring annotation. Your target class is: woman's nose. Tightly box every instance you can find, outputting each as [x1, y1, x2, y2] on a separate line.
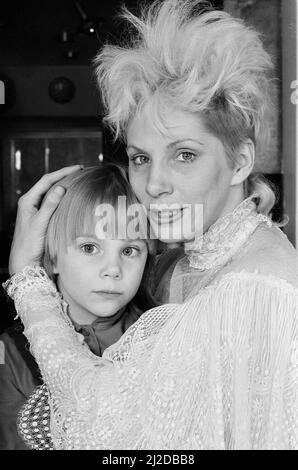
[145, 164, 173, 199]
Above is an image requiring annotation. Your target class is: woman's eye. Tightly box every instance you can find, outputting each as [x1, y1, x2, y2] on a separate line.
[122, 246, 140, 257]
[176, 152, 196, 163]
[130, 155, 150, 166]
[81, 244, 98, 255]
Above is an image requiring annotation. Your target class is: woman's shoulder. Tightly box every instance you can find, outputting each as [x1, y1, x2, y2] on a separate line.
[222, 223, 298, 289]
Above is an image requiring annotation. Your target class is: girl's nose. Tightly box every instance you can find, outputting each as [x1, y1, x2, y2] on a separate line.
[102, 266, 122, 279]
[146, 163, 173, 199]
[100, 257, 122, 280]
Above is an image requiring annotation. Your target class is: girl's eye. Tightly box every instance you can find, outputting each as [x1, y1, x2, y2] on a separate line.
[130, 155, 150, 166]
[176, 152, 196, 163]
[122, 246, 140, 257]
[81, 244, 98, 255]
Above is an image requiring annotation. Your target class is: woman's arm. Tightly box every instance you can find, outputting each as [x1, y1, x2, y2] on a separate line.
[4, 267, 298, 449]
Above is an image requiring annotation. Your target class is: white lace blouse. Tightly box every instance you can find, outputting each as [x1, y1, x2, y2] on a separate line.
[4, 198, 298, 449]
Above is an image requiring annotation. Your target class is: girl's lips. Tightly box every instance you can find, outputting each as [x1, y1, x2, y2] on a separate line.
[93, 290, 123, 299]
[94, 290, 123, 293]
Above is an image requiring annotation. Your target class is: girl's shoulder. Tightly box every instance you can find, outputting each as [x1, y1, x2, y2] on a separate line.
[0, 322, 42, 388]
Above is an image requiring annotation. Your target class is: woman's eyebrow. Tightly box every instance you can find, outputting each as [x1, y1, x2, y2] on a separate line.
[167, 139, 204, 148]
[126, 145, 145, 153]
[126, 139, 204, 153]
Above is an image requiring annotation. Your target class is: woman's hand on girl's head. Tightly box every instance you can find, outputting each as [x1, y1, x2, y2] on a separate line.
[8, 165, 83, 275]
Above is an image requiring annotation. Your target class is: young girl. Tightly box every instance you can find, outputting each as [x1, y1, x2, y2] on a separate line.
[42, 163, 155, 333]
[9, 163, 156, 449]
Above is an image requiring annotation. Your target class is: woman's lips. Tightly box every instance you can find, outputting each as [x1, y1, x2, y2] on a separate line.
[149, 208, 184, 224]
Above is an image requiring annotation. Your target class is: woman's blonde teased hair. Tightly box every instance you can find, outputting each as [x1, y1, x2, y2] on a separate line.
[95, 0, 277, 216]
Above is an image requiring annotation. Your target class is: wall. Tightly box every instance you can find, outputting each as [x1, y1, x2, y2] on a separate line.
[281, 0, 298, 246]
[224, 0, 282, 174]
[0, 66, 101, 117]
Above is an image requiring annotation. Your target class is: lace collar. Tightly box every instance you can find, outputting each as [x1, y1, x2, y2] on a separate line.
[184, 196, 272, 272]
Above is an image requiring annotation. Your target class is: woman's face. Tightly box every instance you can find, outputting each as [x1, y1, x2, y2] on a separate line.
[127, 108, 237, 243]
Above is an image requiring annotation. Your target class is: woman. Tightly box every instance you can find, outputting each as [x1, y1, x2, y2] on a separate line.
[4, 0, 298, 449]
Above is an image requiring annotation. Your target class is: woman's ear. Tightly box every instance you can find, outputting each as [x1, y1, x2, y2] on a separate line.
[230, 140, 255, 186]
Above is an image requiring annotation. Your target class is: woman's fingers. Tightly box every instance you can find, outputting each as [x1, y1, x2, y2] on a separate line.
[8, 165, 83, 274]
[37, 185, 66, 225]
[9, 186, 67, 274]
[20, 165, 82, 209]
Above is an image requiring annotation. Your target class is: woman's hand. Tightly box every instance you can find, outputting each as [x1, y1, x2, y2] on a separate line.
[9, 165, 82, 275]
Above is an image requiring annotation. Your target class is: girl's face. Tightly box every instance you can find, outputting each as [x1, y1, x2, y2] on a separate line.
[54, 236, 148, 325]
[127, 108, 238, 243]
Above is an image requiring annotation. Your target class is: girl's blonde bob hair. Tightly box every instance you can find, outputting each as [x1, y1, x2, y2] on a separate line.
[95, 0, 276, 216]
[43, 163, 156, 313]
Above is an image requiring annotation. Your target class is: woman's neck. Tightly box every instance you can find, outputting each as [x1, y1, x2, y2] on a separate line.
[214, 184, 245, 223]
[184, 192, 271, 272]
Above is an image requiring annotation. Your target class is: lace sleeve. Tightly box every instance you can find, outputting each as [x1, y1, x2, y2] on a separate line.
[2, 267, 114, 448]
[3, 267, 298, 449]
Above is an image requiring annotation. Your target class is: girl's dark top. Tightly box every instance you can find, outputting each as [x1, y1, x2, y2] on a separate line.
[0, 307, 140, 450]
